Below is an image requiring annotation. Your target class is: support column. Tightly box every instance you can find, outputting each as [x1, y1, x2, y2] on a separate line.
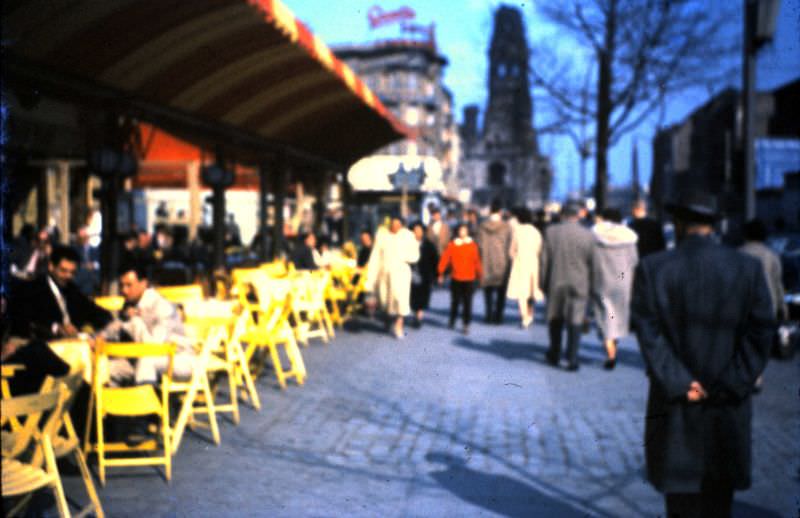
[187, 160, 201, 241]
[211, 185, 226, 275]
[57, 161, 70, 244]
[271, 156, 287, 260]
[341, 173, 351, 243]
[313, 172, 328, 236]
[258, 162, 270, 262]
[100, 175, 120, 293]
[36, 168, 49, 230]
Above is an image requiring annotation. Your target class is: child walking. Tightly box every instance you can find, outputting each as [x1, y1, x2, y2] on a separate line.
[438, 224, 482, 334]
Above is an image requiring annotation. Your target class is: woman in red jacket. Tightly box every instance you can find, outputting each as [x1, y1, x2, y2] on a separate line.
[438, 224, 482, 334]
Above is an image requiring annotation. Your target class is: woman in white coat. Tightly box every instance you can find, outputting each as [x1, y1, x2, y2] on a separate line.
[506, 208, 544, 328]
[591, 208, 638, 369]
[366, 216, 420, 338]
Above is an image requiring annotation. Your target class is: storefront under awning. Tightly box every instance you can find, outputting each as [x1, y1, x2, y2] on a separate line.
[3, 0, 411, 167]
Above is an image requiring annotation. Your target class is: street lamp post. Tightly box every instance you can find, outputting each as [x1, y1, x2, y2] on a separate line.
[743, 0, 780, 220]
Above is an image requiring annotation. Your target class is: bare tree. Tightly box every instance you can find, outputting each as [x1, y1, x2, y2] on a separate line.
[531, 0, 739, 209]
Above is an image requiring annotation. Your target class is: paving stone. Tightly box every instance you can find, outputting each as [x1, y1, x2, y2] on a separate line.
[57, 289, 797, 517]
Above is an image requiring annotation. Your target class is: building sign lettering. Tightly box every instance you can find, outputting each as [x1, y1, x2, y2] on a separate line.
[368, 5, 416, 29]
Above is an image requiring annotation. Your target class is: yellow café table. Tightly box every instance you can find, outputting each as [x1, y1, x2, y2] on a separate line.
[48, 337, 94, 384]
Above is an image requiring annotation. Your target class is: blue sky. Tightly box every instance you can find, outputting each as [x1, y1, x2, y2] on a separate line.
[287, 0, 800, 200]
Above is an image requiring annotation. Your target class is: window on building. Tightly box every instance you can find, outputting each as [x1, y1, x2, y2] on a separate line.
[489, 162, 506, 186]
[405, 107, 420, 126]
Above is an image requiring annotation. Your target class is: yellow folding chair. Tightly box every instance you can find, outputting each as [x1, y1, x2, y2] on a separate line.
[91, 340, 175, 485]
[168, 325, 226, 455]
[225, 312, 262, 409]
[183, 301, 260, 412]
[156, 284, 205, 306]
[260, 259, 290, 278]
[93, 295, 125, 312]
[42, 372, 105, 518]
[1, 363, 26, 431]
[289, 272, 331, 346]
[240, 278, 307, 389]
[2, 386, 70, 518]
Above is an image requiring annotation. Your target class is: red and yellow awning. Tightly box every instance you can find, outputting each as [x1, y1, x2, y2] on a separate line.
[3, 0, 411, 166]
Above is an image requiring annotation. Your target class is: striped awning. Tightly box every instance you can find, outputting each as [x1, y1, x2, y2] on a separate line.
[2, 0, 410, 166]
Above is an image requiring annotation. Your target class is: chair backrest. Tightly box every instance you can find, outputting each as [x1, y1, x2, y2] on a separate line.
[94, 340, 177, 389]
[1, 386, 68, 464]
[41, 369, 84, 414]
[94, 295, 125, 312]
[260, 260, 289, 278]
[156, 284, 205, 306]
[309, 271, 330, 306]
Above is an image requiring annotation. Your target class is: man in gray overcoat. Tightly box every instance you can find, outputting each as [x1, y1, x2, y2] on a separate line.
[477, 200, 511, 324]
[631, 192, 774, 517]
[541, 201, 594, 370]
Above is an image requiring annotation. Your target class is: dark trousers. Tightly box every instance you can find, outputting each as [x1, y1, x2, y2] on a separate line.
[449, 281, 475, 327]
[546, 319, 582, 367]
[665, 483, 734, 518]
[483, 284, 507, 323]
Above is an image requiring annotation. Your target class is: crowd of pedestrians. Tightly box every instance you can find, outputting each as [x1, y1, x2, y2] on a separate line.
[350, 191, 784, 515]
[4, 188, 789, 517]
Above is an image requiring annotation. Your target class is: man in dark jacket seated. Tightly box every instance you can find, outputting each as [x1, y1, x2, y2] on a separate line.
[8, 245, 112, 339]
[292, 232, 319, 271]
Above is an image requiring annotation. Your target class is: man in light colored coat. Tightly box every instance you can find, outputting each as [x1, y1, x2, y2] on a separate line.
[541, 201, 594, 370]
[104, 264, 195, 384]
[426, 206, 451, 257]
[739, 218, 787, 321]
[478, 200, 512, 324]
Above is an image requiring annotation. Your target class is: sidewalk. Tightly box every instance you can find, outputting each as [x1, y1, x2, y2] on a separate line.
[64, 289, 798, 517]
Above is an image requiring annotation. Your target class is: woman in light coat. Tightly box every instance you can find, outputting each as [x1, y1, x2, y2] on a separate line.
[506, 208, 544, 328]
[366, 216, 420, 338]
[591, 208, 638, 369]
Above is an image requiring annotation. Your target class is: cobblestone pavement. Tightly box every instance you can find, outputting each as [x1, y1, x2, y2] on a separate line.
[62, 290, 798, 517]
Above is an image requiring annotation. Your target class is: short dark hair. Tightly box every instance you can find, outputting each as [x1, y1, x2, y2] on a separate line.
[517, 208, 532, 225]
[410, 221, 426, 232]
[743, 219, 768, 242]
[50, 245, 80, 266]
[119, 261, 149, 281]
[430, 206, 441, 215]
[490, 199, 503, 214]
[601, 207, 623, 223]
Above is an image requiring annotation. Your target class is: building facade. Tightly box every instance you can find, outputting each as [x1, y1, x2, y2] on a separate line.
[457, 6, 552, 209]
[334, 39, 459, 197]
[651, 78, 800, 230]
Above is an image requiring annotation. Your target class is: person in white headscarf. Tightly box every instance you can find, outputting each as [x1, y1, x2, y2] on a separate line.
[365, 216, 420, 339]
[591, 207, 638, 370]
[506, 208, 544, 329]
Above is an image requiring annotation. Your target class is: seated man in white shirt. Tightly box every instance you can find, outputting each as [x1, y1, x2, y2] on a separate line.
[105, 264, 195, 385]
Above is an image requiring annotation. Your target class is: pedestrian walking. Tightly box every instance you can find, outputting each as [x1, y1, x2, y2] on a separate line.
[739, 218, 788, 391]
[628, 198, 666, 258]
[631, 191, 774, 518]
[541, 200, 594, 371]
[506, 208, 544, 329]
[410, 222, 438, 327]
[438, 224, 482, 334]
[739, 219, 788, 322]
[590, 208, 638, 370]
[365, 216, 420, 339]
[426, 206, 451, 256]
[477, 200, 512, 324]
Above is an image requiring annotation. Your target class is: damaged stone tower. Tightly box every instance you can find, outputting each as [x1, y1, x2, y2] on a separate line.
[459, 5, 551, 208]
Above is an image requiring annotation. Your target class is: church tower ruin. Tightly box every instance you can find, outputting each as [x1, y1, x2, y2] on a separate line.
[458, 5, 551, 208]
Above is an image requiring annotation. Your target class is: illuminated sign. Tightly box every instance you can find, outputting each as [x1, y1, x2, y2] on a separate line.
[348, 155, 444, 192]
[368, 5, 416, 29]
